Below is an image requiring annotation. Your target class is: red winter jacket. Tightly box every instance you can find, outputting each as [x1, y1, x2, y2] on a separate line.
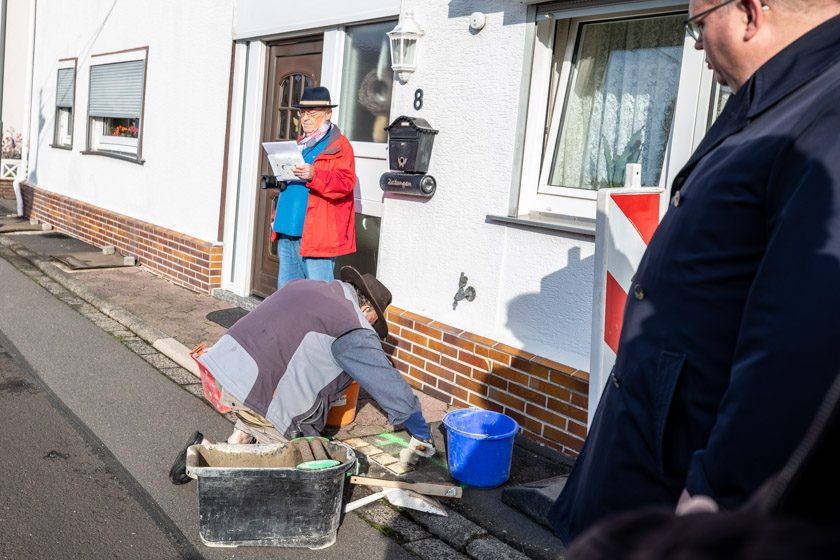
[270, 125, 357, 257]
[300, 126, 356, 257]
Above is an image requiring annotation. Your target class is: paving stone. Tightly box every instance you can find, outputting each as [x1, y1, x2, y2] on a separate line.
[38, 279, 66, 295]
[501, 475, 567, 528]
[183, 383, 204, 399]
[373, 453, 399, 466]
[141, 352, 179, 370]
[388, 462, 414, 476]
[109, 329, 135, 339]
[122, 337, 157, 355]
[466, 536, 531, 560]
[160, 367, 197, 385]
[59, 295, 86, 306]
[354, 502, 430, 542]
[368, 434, 410, 456]
[78, 305, 102, 318]
[352, 440, 374, 455]
[344, 438, 372, 449]
[403, 539, 469, 560]
[92, 317, 127, 333]
[404, 508, 485, 550]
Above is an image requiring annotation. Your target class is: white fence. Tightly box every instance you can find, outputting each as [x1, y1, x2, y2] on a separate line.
[1, 159, 21, 180]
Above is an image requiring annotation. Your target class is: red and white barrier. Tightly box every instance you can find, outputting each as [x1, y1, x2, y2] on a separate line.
[589, 187, 667, 427]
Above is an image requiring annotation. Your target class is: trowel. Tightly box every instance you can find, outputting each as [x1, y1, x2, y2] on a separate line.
[344, 487, 448, 516]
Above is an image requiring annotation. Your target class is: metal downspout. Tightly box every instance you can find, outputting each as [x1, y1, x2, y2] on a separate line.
[13, 0, 36, 216]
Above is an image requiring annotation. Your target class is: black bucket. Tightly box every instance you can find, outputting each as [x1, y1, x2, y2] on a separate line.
[185, 438, 356, 549]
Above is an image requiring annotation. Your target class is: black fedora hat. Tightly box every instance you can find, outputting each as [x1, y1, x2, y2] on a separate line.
[339, 266, 391, 339]
[294, 86, 338, 109]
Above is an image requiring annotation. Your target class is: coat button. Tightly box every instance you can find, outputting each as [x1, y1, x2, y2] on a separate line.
[672, 191, 681, 207]
[612, 374, 621, 389]
[633, 284, 645, 300]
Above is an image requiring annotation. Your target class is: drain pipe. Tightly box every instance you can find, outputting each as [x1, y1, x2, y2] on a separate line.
[13, 0, 36, 216]
[1, 0, 7, 148]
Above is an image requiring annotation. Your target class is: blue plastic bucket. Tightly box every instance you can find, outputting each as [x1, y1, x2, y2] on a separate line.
[442, 409, 519, 488]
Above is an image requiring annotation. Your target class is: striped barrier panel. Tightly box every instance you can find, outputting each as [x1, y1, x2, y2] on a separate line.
[589, 187, 667, 427]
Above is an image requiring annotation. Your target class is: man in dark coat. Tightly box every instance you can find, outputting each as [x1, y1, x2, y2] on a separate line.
[567, 370, 840, 560]
[549, 0, 840, 545]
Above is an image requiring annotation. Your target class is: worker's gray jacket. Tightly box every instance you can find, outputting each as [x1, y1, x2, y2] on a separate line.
[198, 279, 373, 438]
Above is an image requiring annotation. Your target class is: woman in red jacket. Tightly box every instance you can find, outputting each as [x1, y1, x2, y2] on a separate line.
[273, 86, 356, 288]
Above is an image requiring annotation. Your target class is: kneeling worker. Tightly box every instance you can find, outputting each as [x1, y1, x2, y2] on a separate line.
[169, 266, 435, 484]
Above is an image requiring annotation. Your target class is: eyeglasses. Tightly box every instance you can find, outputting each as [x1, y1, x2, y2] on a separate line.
[298, 108, 327, 117]
[684, 0, 737, 41]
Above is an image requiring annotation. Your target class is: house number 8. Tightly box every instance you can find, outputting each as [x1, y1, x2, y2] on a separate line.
[414, 89, 424, 111]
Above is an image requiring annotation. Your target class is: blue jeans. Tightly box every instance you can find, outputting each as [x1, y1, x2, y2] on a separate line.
[276, 234, 335, 290]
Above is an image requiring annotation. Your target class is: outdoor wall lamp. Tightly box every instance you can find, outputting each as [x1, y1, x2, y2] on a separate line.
[388, 11, 423, 84]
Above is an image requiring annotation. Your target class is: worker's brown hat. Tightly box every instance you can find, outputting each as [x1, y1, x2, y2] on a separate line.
[340, 266, 392, 339]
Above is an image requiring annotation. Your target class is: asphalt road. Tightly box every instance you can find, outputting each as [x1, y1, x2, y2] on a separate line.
[0, 336, 197, 559]
[0, 254, 413, 559]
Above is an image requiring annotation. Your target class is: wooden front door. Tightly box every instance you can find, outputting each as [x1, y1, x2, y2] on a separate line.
[252, 38, 323, 297]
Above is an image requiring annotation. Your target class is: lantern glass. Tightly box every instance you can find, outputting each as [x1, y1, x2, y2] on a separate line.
[390, 36, 403, 66]
[402, 38, 416, 66]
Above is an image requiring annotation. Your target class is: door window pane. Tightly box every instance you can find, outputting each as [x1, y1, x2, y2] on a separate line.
[334, 214, 381, 277]
[548, 14, 685, 190]
[277, 73, 312, 140]
[339, 21, 395, 143]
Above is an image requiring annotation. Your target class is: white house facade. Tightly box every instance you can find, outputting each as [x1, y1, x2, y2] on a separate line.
[17, 0, 729, 456]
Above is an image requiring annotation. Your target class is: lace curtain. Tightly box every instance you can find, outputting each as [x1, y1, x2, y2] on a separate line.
[549, 14, 686, 190]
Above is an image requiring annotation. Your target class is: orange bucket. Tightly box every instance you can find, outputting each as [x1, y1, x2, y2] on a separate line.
[326, 381, 360, 428]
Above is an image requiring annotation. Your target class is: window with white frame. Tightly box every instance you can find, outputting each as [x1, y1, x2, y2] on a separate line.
[87, 58, 146, 160]
[53, 65, 75, 147]
[519, 3, 721, 221]
[339, 20, 396, 143]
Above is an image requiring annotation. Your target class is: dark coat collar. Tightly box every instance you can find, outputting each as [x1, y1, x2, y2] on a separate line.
[677, 13, 840, 183]
[320, 124, 346, 157]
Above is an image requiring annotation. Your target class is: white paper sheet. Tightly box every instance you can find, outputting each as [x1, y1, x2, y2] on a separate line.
[262, 141, 305, 182]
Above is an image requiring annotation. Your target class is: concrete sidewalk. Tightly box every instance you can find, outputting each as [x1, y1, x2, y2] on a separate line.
[0, 198, 568, 560]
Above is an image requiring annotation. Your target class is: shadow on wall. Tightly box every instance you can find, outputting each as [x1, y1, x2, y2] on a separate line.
[505, 246, 596, 363]
[29, 90, 45, 185]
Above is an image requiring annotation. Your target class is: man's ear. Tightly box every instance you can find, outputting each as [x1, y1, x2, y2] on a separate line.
[742, 0, 768, 41]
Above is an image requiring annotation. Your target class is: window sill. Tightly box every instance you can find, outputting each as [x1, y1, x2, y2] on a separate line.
[80, 150, 145, 165]
[485, 213, 596, 236]
[49, 144, 73, 150]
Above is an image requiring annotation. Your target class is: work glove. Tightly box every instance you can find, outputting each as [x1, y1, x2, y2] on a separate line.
[399, 436, 436, 466]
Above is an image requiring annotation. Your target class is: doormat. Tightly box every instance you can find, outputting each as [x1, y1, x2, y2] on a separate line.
[206, 308, 249, 329]
[51, 252, 133, 270]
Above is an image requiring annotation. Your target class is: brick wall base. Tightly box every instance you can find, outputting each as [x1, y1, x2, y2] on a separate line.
[0, 179, 14, 199]
[384, 307, 589, 457]
[21, 182, 222, 293]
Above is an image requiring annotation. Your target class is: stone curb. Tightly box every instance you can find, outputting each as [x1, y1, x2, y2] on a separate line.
[0, 234, 201, 379]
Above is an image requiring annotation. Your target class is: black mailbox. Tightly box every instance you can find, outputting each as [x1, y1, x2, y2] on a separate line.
[386, 116, 439, 174]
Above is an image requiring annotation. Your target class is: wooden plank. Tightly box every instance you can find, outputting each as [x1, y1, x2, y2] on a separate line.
[349, 476, 462, 498]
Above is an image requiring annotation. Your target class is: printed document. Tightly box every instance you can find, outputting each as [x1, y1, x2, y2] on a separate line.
[262, 141, 304, 182]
